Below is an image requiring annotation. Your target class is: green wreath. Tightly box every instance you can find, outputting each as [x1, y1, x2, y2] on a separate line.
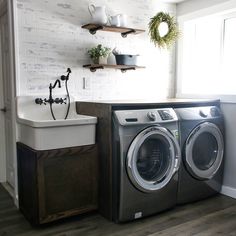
[149, 12, 180, 49]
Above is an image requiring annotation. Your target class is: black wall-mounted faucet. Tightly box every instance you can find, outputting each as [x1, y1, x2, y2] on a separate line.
[51, 79, 61, 89]
[34, 68, 72, 120]
[47, 79, 62, 104]
[41, 79, 62, 105]
[61, 68, 71, 81]
[35, 98, 46, 105]
[35, 79, 63, 105]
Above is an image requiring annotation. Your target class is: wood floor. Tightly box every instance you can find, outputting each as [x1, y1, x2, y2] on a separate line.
[1, 184, 236, 236]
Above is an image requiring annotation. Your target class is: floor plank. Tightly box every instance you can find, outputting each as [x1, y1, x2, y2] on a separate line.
[1, 184, 236, 236]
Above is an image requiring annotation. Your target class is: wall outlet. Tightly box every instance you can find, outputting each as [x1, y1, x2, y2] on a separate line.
[83, 77, 90, 90]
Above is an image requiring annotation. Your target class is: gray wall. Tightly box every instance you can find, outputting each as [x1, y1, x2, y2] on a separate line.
[220, 103, 236, 194]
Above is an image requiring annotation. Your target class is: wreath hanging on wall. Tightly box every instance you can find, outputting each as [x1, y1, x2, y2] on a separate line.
[149, 12, 180, 49]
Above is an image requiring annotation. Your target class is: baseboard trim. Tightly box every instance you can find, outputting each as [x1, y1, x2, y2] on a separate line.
[1, 182, 14, 198]
[221, 185, 236, 199]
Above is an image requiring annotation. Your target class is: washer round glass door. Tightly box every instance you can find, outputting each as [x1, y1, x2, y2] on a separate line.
[185, 122, 224, 180]
[126, 126, 180, 193]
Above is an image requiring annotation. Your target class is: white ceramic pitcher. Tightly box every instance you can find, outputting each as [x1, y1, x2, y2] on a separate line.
[109, 15, 121, 27]
[88, 4, 108, 25]
[119, 14, 127, 27]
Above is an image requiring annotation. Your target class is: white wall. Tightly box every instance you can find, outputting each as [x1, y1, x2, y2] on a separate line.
[176, 0, 236, 198]
[16, 0, 176, 101]
[177, 0, 231, 16]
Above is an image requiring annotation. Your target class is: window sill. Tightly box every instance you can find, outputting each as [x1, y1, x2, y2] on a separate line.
[175, 93, 236, 104]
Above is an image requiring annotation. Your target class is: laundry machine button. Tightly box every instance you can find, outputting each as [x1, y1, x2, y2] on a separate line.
[210, 107, 220, 117]
[199, 110, 208, 118]
[147, 111, 157, 121]
[158, 110, 174, 120]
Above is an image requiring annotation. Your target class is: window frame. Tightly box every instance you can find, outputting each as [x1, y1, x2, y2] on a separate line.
[176, 6, 236, 103]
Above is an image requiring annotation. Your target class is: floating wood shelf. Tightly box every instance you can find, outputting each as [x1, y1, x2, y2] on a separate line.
[81, 24, 145, 37]
[83, 64, 145, 72]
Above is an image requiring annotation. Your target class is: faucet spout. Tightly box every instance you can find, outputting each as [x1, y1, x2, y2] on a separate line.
[51, 79, 61, 89]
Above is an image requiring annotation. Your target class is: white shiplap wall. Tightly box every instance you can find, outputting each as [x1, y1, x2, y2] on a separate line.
[16, 0, 176, 100]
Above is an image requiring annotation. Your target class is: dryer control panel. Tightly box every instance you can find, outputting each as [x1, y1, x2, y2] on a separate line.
[113, 108, 178, 126]
[174, 106, 222, 121]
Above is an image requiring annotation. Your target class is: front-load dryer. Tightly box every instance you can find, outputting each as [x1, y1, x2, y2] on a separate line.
[112, 108, 181, 222]
[174, 106, 224, 204]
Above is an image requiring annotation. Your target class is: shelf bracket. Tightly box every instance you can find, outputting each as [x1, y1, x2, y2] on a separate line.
[121, 67, 136, 73]
[89, 26, 104, 35]
[90, 66, 104, 72]
[121, 29, 136, 38]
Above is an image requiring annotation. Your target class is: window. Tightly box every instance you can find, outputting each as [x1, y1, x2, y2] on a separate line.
[178, 12, 236, 98]
[221, 17, 236, 94]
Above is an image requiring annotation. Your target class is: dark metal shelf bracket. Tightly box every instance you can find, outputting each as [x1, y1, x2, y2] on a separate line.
[121, 67, 136, 73]
[90, 66, 104, 72]
[89, 26, 104, 35]
[121, 29, 136, 38]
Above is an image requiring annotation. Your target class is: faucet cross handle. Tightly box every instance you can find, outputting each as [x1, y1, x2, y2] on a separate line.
[54, 97, 67, 104]
[35, 98, 46, 105]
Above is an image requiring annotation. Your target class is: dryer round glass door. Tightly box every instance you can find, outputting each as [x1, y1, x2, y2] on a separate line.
[126, 126, 180, 193]
[185, 122, 224, 180]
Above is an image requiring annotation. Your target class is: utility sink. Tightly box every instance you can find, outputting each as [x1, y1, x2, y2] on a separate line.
[16, 96, 97, 150]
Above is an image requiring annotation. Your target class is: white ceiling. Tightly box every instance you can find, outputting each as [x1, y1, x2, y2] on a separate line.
[161, 0, 189, 3]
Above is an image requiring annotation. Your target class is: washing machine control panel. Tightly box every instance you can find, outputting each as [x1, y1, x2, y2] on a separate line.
[114, 108, 178, 125]
[210, 107, 221, 117]
[199, 110, 208, 118]
[158, 110, 174, 120]
[174, 106, 222, 120]
[199, 107, 221, 118]
[147, 111, 157, 121]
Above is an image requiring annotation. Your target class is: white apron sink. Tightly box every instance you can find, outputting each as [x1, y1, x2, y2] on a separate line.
[16, 96, 97, 150]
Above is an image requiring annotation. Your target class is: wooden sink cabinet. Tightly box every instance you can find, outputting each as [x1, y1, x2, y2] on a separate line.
[17, 142, 98, 225]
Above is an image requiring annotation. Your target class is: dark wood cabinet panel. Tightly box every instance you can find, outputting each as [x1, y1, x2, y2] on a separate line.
[17, 142, 98, 225]
[76, 102, 113, 220]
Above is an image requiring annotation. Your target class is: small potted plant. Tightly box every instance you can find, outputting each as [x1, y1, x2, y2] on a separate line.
[88, 44, 111, 64]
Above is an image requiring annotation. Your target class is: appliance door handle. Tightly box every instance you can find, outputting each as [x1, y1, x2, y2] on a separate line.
[0, 107, 7, 113]
[186, 125, 201, 145]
